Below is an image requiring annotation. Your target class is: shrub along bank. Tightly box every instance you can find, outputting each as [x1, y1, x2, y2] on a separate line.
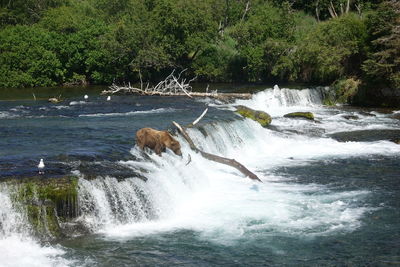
[0, 0, 398, 107]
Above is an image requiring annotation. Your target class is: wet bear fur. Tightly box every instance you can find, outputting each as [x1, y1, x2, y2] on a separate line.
[136, 128, 182, 156]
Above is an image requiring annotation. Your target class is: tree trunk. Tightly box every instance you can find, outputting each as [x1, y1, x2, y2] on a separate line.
[241, 1, 250, 22]
[328, 1, 338, 18]
[345, 0, 350, 14]
[315, 0, 320, 22]
[172, 121, 262, 182]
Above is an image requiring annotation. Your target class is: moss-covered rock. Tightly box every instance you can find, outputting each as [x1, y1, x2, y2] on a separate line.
[283, 112, 315, 121]
[235, 105, 272, 127]
[3, 176, 79, 239]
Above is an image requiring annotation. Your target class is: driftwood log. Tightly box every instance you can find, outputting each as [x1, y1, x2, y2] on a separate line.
[101, 69, 252, 101]
[172, 110, 262, 182]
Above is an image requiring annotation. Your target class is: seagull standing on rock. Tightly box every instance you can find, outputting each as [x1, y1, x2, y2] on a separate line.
[107, 96, 111, 101]
[38, 159, 45, 175]
[84, 94, 89, 100]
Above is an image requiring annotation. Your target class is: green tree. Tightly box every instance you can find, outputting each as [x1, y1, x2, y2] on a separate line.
[362, 0, 400, 88]
[0, 0, 67, 27]
[0, 25, 64, 87]
[230, 2, 297, 81]
[40, 4, 111, 84]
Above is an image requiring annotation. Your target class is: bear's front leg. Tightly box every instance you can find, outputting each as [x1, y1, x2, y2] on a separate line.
[154, 142, 164, 156]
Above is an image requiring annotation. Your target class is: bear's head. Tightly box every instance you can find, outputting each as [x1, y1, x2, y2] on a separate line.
[169, 139, 182, 156]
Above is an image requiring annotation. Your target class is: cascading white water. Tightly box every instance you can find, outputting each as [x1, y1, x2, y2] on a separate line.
[0, 185, 70, 267]
[77, 175, 155, 231]
[235, 85, 328, 116]
[74, 86, 400, 244]
[0, 185, 30, 238]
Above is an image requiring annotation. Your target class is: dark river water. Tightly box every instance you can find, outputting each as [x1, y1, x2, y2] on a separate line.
[0, 85, 399, 266]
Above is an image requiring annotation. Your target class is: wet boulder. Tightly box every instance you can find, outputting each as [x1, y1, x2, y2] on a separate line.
[235, 105, 272, 127]
[391, 139, 400, 144]
[343, 115, 359, 120]
[329, 129, 400, 143]
[283, 112, 314, 121]
[391, 113, 400, 120]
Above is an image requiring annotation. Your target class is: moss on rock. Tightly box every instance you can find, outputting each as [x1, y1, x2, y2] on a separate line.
[236, 105, 272, 127]
[3, 176, 79, 239]
[283, 112, 315, 120]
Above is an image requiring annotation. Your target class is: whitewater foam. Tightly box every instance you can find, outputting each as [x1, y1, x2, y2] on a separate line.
[97, 149, 372, 244]
[78, 108, 177, 117]
[0, 111, 18, 119]
[235, 85, 326, 117]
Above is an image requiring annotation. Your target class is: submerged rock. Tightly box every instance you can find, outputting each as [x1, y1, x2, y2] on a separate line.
[359, 111, 376, 117]
[391, 139, 400, 144]
[392, 113, 400, 120]
[235, 105, 272, 127]
[343, 115, 359, 120]
[283, 112, 315, 121]
[329, 129, 400, 143]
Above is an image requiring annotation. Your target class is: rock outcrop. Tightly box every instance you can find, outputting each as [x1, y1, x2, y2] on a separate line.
[235, 105, 272, 127]
[1, 176, 80, 240]
[283, 112, 315, 121]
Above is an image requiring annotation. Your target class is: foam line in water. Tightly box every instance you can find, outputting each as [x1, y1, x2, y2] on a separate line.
[78, 108, 177, 117]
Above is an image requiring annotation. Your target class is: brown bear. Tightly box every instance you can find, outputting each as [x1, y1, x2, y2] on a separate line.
[135, 128, 182, 156]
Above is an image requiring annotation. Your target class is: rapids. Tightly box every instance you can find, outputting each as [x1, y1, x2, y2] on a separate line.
[0, 85, 399, 266]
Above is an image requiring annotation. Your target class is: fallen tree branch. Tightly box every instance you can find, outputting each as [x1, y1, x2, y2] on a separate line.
[192, 108, 208, 126]
[101, 69, 252, 101]
[172, 120, 262, 182]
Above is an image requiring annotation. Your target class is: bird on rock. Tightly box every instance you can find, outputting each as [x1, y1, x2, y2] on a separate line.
[107, 96, 111, 101]
[84, 94, 89, 100]
[38, 159, 45, 175]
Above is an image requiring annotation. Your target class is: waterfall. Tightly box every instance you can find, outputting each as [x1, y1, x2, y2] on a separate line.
[0, 184, 70, 267]
[235, 85, 328, 116]
[2, 86, 397, 246]
[71, 114, 399, 238]
[66, 87, 398, 237]
[77, 176, 156, 231]
[0, 185, 31, 238]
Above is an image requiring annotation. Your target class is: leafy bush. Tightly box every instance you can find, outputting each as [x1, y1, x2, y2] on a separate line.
[0, 25, 64, 87]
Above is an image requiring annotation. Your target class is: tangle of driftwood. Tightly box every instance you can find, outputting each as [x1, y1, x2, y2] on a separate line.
[101, 69, 252, 101]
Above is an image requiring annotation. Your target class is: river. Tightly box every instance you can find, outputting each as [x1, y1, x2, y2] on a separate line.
[0, 85, 399, 266]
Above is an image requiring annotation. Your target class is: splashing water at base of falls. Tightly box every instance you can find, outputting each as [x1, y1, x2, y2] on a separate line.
[0, 186, 71, 267]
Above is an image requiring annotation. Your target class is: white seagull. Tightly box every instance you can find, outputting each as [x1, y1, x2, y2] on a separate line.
[107, 96, 111, 101]
[38, 159, 45, 175]
[84, 94, 89, 100]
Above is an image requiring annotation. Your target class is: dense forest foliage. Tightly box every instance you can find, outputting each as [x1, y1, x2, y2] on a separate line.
[0, 0, 398, 105]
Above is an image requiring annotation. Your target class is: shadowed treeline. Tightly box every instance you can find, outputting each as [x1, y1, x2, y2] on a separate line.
[0, 0, 398, 106]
